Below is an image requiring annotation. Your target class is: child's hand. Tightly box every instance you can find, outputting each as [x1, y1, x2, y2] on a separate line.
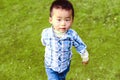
[81, 50, 89, 65]
[82, 57, 89, 65]
[82, 60, 89, 65]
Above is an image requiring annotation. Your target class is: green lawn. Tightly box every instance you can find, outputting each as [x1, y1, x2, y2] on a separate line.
[0, 0, 120, 80]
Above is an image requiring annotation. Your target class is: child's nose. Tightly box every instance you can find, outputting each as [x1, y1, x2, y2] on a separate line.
[61, 20, 66, 26]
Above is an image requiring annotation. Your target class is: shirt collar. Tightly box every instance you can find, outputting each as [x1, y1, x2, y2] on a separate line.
[50, 26, 70, 39]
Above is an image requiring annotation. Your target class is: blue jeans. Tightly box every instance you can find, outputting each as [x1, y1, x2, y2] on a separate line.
[46, 66, 70, 80]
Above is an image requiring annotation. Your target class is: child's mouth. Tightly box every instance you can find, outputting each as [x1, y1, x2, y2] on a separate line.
[60, 28, 66, 30]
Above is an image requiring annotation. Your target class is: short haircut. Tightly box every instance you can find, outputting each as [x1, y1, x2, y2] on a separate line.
[50, 0, 74, 19]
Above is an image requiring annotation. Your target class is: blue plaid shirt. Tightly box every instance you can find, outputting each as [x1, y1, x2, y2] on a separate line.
[41, 27, 87, 73]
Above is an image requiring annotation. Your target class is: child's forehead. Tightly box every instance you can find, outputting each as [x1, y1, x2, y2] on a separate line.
[52, 8, 72, 15]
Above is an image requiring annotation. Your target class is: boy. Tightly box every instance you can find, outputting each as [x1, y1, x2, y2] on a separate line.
[41, 0, 89, 80]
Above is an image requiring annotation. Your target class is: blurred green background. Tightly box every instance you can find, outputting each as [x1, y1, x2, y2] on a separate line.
[0, 0, 120, 80]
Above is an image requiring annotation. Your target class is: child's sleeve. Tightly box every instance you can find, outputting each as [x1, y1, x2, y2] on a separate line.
[73, 32, 89, 61]
[73, 33, 86, 54]
[81, 50, 89, 62]
[41, 29, 46, 46]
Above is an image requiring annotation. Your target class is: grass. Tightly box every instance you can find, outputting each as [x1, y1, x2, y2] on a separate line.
[0, 0, 120, 80]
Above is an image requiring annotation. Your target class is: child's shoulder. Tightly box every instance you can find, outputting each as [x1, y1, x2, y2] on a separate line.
[42, 27, 51, 33]
[41, 27, 52, 37]
[67, 29, 77, 35]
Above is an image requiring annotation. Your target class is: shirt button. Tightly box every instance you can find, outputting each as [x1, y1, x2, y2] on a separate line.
[58, 57, 61, 61]
[59, 49, 61, 51]
[58, 63, 61, 67]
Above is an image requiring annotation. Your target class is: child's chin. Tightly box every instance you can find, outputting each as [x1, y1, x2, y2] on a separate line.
[59, 30, 67, 33]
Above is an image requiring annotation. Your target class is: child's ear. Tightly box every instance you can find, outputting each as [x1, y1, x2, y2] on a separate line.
[49, 17, 52, 24]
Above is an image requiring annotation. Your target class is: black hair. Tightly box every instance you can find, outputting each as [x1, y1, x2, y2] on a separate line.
[50, 0, 74, 19]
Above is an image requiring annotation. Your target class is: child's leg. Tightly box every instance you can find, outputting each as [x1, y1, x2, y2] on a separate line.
[59, 66, 70, 80]
[46, 68, 59, 80]
[46, 66, 70, 80]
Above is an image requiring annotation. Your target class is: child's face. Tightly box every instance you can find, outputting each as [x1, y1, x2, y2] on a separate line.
[49, 8, 73, 33]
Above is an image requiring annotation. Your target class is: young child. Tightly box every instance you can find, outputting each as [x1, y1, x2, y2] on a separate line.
[41, 0, 89, 80]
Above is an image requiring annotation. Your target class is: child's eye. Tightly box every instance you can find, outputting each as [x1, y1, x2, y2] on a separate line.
[66, 19, 70, 21]
[57, 19, 61, 21]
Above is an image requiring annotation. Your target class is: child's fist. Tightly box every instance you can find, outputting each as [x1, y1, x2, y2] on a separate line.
[82, 60, 89, 65]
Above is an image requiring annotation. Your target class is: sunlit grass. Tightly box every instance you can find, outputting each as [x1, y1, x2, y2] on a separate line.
[0, 0, 120, 80]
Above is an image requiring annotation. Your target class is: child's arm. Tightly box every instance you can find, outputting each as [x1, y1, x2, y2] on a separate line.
[73, 31, 89, 64]
[81, 50, 89, 65]
[41, 29, 47, 46]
